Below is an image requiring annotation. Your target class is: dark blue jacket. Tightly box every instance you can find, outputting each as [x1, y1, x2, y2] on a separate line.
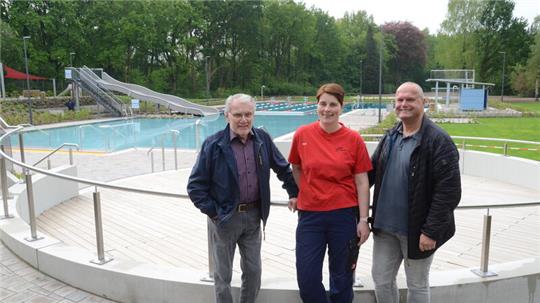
[187, 124, 298, 227]
[369, 116, 461, 259]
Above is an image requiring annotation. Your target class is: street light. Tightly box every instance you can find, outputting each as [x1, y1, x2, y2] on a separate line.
[205, 56, 210, 98]
[261, 85, 266, 101]
[23, 36, 33, 124]
[70, 52, 76, 67]
[499, 51, 506, 102]
[378, 35, 384, 123]
[359, 59, 363, 100]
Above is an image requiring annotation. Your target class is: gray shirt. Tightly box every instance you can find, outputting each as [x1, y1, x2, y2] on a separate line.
[373, 128, 418, 235]
[230, 130, 259, 204]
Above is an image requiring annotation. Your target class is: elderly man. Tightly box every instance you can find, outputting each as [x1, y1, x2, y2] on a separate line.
[187, 93, 298, 303]
[369, 82, 461, 303]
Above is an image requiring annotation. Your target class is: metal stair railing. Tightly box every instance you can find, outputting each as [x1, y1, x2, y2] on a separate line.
[78, 67, 125, 116]
[77, 72, 122, 116]
[77, 67, 127, 117]
[80, 67, 126, 112]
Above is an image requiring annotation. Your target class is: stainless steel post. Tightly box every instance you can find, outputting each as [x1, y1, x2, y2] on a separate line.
[471, 209, 497, 277]
[18, 132, 26, 164]
[461, 139, 466, 174]
[90, 188, 112, 265]
[201, 223, 215, 282]
[150, 152, 155, 173]
[161, 135, 165, 171]
[69, 147, 74, 165]
[195, 119, 202, 151]
[47, 158, 51, 170]
[503, 143, 508, 156]
[172, 131, 178, 170]
[24, 172, 43, 241]
[0, 153, 13, 219]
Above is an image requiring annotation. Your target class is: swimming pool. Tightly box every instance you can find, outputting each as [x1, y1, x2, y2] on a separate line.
[17, 114, 318, 152]
[17, 102, 372, 152]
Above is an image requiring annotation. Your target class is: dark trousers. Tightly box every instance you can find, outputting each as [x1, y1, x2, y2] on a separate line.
[296, 207, 357, 303]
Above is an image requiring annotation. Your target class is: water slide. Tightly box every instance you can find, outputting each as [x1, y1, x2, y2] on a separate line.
[97, 72, 219, 117]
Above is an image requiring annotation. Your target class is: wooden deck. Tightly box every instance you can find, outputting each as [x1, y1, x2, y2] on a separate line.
[36, 170, 540, 281]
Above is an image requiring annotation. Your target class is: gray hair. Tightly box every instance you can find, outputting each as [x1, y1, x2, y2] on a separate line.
[224, 93, 256, 114]
[396, 82, 425, 99]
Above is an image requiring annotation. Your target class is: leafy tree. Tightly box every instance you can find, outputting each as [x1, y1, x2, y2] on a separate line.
[382, 21, 427, 86]
[476, 0, 532, 92]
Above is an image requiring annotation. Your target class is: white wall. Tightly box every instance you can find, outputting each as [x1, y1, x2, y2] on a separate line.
[13, 165, 79, 222]
[275, 136, 539, 191]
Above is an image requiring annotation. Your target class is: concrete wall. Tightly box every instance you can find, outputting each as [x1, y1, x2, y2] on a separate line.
[13, 165, 79, 222]
[274, 135, 540, 191]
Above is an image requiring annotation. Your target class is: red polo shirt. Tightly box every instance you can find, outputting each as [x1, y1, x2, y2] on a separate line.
[289, 122, 372, 211]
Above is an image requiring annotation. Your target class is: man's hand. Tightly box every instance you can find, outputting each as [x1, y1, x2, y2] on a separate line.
[357, 221, 371, 245]
[419, 233, 436, 252]
[288, 197, 298, 212]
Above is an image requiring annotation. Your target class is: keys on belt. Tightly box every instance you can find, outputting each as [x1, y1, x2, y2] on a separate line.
[236, 202, 259, 212]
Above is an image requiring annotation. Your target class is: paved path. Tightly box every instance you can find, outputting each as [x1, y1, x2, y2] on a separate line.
[0, 243, 116, 303]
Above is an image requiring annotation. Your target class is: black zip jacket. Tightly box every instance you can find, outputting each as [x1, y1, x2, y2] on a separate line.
[369, 115, 461, 259]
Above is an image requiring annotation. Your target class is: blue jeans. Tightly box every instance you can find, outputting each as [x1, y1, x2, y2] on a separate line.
[296, 207, 358, 303]
[372, 230, 434, 303]
[208, 208, 261, 303]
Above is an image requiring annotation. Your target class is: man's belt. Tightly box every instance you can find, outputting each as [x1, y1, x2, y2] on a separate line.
[236, 201, 260, 212]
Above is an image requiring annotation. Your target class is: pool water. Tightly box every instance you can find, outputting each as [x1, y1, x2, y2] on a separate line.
[18, 102, 375, 152]
[18, 114, 318, 152]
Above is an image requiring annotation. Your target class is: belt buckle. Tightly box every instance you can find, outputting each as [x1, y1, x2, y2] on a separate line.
[238, 204, 248, 212]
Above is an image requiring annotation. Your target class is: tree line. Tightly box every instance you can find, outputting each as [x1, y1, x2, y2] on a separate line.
[1, 0, 538, 98]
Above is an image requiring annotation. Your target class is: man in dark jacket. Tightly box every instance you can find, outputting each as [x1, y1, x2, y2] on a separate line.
[369, 82, 461, 303]
[187, 93, 298, 303]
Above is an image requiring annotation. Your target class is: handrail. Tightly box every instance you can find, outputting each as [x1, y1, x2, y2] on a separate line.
[361, 133, 540, 146]
[19, 124, 52, 147]
[0, 125, 538, 205]
[0, 126, 186, 198]
[78, 67, 127, 116]
[33, 143, 79, 166]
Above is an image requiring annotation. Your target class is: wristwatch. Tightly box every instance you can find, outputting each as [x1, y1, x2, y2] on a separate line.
[359, 217, 369, 223]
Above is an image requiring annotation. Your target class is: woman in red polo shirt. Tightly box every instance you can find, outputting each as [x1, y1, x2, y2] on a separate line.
[288, 83, 372, 303]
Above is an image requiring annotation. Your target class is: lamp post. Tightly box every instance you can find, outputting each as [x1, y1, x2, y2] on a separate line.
[359, 59, 363, 100]
[261, 85, 266, 101]
[23, 36, 33, 124]
[70, 52, 76, 67]
[205, 56, 210, 99]
[378, 35, 383, 123]
[499, 51, 506, 102]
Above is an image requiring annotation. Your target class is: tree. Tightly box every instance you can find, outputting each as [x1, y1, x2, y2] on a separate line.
[437, 0, 485, 69]
[382, 21, 427, 86]
[336, 11, 375, 93]
[511, 30, 540, 96]
[475, 0, 532, 92]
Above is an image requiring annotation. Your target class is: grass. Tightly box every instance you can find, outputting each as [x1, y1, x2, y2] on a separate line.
[488, 100, 540, 116]
[360, 102, 540, 161]
[439, 117, 540, 161]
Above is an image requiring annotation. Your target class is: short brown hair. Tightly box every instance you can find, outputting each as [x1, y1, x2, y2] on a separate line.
[316, 83, 345, 106]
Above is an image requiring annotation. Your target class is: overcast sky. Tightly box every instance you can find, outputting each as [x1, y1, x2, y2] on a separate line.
[298, 0, 539, 33]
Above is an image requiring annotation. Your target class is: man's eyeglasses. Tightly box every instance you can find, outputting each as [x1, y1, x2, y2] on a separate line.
[230, 112, 254, 119]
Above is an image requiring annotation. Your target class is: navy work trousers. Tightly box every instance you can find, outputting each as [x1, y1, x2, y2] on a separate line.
[295, 207, 358, 303]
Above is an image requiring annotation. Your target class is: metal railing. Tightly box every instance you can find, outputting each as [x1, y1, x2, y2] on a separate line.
[146, 129, 181, 172]
[32, 143, 79, 169]
[0, 124, 538, 282]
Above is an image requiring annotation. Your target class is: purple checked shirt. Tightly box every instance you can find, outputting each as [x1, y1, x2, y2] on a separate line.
[230, 129, 260, 204]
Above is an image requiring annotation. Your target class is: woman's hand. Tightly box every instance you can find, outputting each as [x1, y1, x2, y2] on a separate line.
[357, 221, 371, 245]
[288, 197, 298, 212]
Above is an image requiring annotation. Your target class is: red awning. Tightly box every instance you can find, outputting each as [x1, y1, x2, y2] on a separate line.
[3, 64, 47, 80]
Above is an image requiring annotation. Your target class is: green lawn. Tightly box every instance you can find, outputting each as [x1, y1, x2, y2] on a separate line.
[439, 117, 540, 161]
[488, 100, 540, 115]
